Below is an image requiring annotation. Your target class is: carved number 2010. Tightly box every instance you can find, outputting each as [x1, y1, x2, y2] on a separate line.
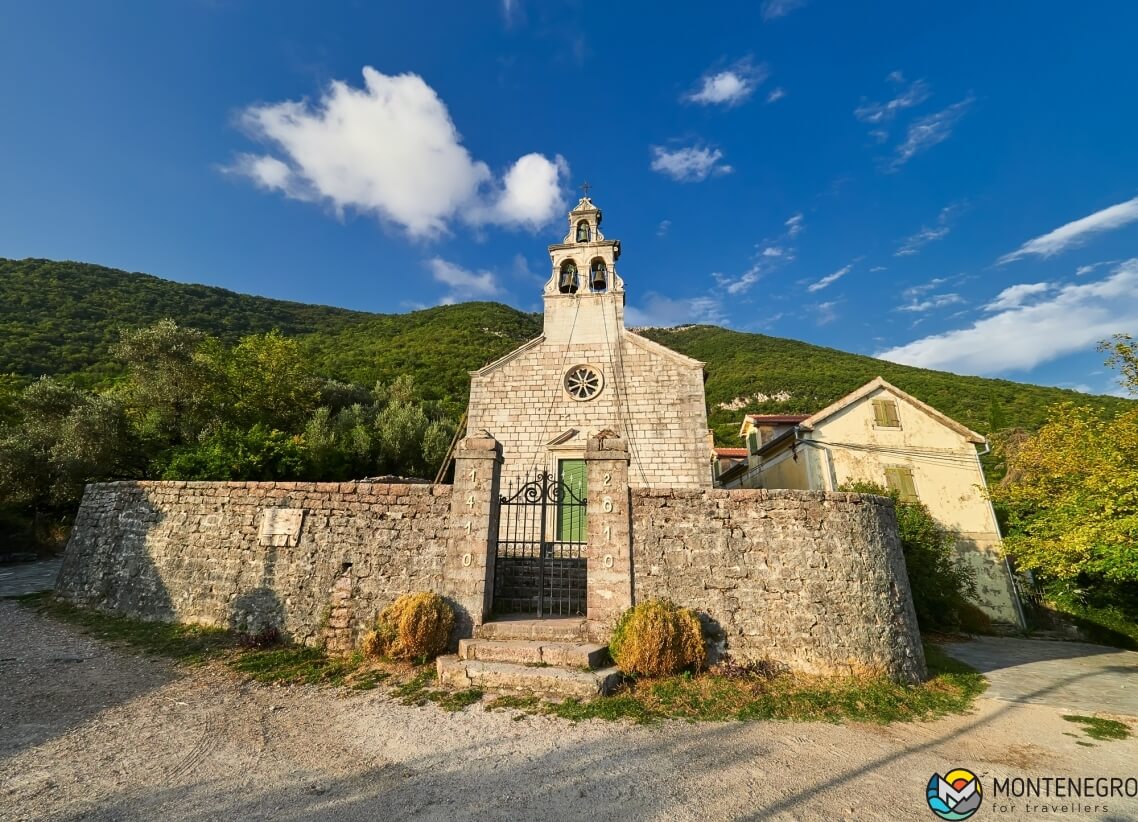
[602, 496, 614, 513]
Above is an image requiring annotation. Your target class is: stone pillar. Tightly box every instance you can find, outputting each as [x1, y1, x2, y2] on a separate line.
[441, 434, 503, 638]
[585, 432, 632, 643]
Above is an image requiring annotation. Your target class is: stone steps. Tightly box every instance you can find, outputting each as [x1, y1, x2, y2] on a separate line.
[458, 638, 608, 669]
[474, 617, 588, 642]
[435, 617, 620, 699]
[436, 655, 621, 699]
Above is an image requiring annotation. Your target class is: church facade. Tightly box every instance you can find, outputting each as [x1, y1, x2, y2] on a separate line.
[465, 196, 712, 490]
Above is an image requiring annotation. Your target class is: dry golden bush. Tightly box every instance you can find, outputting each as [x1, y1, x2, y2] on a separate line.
[609, 598, 705, 677]
[362, 592, 454, 661]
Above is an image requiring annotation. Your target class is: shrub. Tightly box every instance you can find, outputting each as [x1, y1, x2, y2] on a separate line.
[609, 599, 705, 677]
[841, 481, 977, 631]
[956, 602, 993, 635]
[364, 592, 454, 661]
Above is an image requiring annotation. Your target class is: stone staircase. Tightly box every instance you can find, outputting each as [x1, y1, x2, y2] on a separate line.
[436, 617, 621, 699]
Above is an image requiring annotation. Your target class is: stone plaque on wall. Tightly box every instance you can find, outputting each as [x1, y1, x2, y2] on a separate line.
[258, 508, 305, 547]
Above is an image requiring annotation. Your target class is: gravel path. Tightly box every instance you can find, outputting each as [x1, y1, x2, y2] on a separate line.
[2, 601, 1136, 822]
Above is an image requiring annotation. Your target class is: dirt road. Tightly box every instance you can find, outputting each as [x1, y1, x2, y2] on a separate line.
[1, 600, 1135, 822]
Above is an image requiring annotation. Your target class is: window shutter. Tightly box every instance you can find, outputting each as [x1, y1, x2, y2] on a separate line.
[873, 399, 900, 427]
[885, 466, 918, 502]
[746, 430, 759, 454]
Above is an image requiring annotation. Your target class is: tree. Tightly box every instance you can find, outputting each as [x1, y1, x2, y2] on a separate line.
[991, 402, 1138, 584]
[0, 377, 134, 509]
[841, 481, 976, 630]
[1099, 333, 1138, 397]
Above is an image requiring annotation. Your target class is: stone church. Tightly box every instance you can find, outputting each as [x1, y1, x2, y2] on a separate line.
[466, 195, 712, 491]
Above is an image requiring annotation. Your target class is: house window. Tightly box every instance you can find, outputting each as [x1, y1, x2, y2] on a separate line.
[872, 399, 901, 428]
[884, 466, 919, 502]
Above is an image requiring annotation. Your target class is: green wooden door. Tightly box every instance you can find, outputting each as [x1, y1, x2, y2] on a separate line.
[556, 459, 587, 541]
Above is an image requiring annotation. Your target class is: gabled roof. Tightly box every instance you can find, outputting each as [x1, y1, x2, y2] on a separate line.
[622, 329, 706, 369]
[798, 377, 986, 444]
[739, 414, 809, 438]
[469, 334, 545, 377]
[714, 447, 748, 458]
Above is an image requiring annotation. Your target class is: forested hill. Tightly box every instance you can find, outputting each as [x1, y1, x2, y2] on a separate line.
[2, 257, 1131, 439]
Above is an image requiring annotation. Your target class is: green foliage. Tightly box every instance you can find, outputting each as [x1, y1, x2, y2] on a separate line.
[158, 425, 307, 481]
[0, 377, 136, 509]
[841, 481, 977, 631]
[609, 598, 705, 676]
[1098, 333, 1138, 396]
[4, 258, 1129, 442]
[992, 403, 1138, 585]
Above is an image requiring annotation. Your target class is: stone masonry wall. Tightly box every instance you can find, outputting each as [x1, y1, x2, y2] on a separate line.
[56, 480, 452, 646]
[631, 488, 926, 683]
[468, 330, 710, 489]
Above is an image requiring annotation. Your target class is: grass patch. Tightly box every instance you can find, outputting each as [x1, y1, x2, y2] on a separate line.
[18, 594, 429, 697]
[493, 643, 985, 726]
[1062, 715, 1132, 741]
[17, 592, 236, 664]
[391, 668, 484, 711]
[485, 694, 542, 712]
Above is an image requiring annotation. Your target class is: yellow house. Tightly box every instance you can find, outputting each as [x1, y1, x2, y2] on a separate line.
[718, 377, 1025, 628]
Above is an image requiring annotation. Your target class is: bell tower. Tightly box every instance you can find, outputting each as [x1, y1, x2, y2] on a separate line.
[543, 192, 625, 344]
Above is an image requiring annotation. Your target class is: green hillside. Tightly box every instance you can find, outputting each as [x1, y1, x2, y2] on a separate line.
[638, 325, 1134, 442]
[1, 257, 1131, 439]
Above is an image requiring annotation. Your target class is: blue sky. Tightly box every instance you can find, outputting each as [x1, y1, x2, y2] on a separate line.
[2, 1, 1137, 396]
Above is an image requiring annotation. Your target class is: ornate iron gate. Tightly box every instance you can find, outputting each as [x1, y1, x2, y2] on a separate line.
[494, 469, 587, 617]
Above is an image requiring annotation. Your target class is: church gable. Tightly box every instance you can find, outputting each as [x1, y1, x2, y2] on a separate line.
[466, 194, 711, 488]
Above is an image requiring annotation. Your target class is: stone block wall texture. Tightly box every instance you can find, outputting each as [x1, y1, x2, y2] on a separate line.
[468, 330, 710, 489]
[56, 480, 452, 646]
[630, 488, 927, 683]
[58, 482, 926, 682]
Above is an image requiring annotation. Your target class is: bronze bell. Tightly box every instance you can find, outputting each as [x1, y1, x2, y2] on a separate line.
[591, 263, 607, 291]
[559, 263, 578, 293]
[576, 222, 589, 242]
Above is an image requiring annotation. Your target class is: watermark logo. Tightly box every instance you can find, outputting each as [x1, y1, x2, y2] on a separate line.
[927, 768, 983, 820]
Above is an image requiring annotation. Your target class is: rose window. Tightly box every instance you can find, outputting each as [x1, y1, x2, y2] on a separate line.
[564, 365, 603, 401]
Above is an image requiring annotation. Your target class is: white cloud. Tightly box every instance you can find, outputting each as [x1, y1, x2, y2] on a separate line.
[650, 145, 733, 182]
[897, 293, 964, 313]
[426, 257, 500, 303]
[902, 277, 948, 299]
[984, 282, 1053, 311]
[815, 300, 839, 325]
[886, 96, 973, 171]
[1075, 259, 1118, 277]
[626, 293, 726, 327]
[854, 76, 930, 125]
[657, 219, 672, 237]
[785, 212, 804, 237]
[895, 204, 961, 256]
[713, 265, 763, 296]
[870, 265, 888, 272]
[761, 246, 785, 258]
[806, 263, 852, 293]
[766, 87, 786, 104]
[761, 0, 807, 20]
[997, 196, 1138, 263]
[895, 225, 949, 256]
[227, 67, 567, 238]
[876, 259, 1138, 374]
[685, 59, 767, 107]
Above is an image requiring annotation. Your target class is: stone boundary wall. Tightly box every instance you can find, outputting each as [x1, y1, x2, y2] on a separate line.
[56, 480, 452, 646]
[630, 488, 926, 682]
